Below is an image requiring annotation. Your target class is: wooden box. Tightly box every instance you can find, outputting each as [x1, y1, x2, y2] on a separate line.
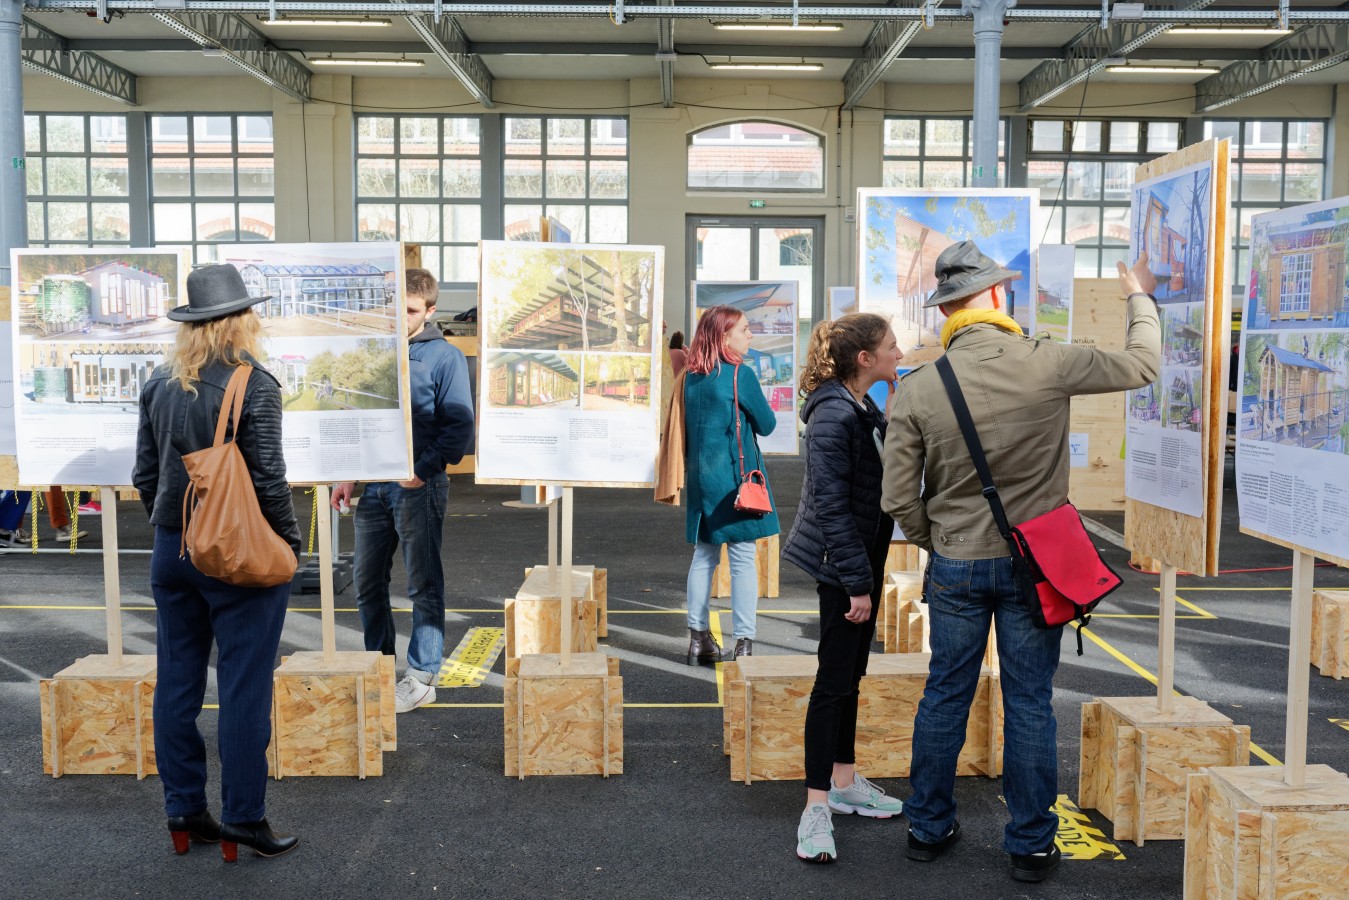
[271, 651, 387, 779]
[40, 654, 157, 778]
[508, 566, 599, 659]
[1185, 765, 1349, 899]
[879, 572, 927, 654]
[525, 565, 608, 638]
[503, 652, 623, 778]
[1079, 696, 1250, 845]
[1311, 590, 1349, 679]
[885, 541, 925, 577]
[712, 535, 780, 599]
[723, 654, 1002, 784]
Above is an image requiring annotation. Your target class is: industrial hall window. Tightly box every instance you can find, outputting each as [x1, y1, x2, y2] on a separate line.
[148, 114, 275, 264]
[1028, 118, 1182, 278]
[24, 114, 131, 248]
[882, 117, 1007, 188]
[1202, 119, 1327, 298]
[356, 115, 483, 285]
[687, 120, 823, 192]
[503, 116, 629, 244]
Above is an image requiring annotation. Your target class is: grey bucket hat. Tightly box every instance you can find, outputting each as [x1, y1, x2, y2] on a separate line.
[167, 264, 271, 322]
[923, 240, 1021, 309]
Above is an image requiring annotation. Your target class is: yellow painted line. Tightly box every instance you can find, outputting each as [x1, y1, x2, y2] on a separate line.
[1329, 718, 1349, 734]
[625, 703, 723, 708]
[1091, 614, 1210, 620]
[1076, 623, 1281, 766]
[437, 626, 505, 688]
[711, 612, 726, 706]
[1052, 794, 1125, 860]
[1174, 596, 1217, 619]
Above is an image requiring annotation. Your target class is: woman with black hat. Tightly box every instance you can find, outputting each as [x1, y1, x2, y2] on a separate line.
[133, 264, 302, 862]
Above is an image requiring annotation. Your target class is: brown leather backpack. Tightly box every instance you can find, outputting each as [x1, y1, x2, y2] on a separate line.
[180, 365, 297, 588]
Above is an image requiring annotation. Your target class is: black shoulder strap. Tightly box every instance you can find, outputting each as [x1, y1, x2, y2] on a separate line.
[934, 355, 1014, 542]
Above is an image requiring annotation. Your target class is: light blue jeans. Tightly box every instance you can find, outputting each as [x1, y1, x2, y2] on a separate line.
[686, 541, 758, 640]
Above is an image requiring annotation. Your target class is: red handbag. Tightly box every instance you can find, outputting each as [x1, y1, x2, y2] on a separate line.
[731, 364, 773, 517]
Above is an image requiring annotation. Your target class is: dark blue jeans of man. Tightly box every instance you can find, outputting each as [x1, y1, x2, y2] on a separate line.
[151, 526, 290, 824]
[906, 551, 1063, 856]
[354, 473, 449, 682]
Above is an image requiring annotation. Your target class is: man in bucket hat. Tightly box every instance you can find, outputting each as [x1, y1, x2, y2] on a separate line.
[882, 241, 1162, 882]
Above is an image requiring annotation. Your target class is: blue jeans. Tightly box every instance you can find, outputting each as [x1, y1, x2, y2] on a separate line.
[354, 474, 449, 682]
[150, 526, 290, 824]
[907, 551, 1063, 856]
[686, 540, 757, 640]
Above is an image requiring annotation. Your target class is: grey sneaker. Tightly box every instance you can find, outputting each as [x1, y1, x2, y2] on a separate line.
[828, 773, 904, 819]
[0, 528, 30, 547]
[394, 673, 435, 713]
[54, 526, 88, 542]
[796, 803, 836, 864]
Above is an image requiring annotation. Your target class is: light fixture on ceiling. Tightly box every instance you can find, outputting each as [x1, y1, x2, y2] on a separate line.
[712, 22, 844, 32]
[1169, 26, 1293, 36]
[707, 61, 825, 71]
[264, 16, 394, 27]
[1105, 64, 1222, 75]
[311, 55, 426, 67]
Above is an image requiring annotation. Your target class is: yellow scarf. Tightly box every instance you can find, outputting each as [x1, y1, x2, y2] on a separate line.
[940, 309, 1024, 349]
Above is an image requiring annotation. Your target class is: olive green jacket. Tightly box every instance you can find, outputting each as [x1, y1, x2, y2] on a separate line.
[882, 294, 1161, 559]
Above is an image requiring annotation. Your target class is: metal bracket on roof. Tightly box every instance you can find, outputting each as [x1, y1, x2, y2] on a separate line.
[20, 15, 137, 104]
[926, 0, 937, 29]
[266, 0, 276, 23]
[153, 11, 310, 102]
[1195, 22, 1349, 111]
[406, 13, 494, 106]
[792, 0, 800, 28]
[1099, 0, 1108, 30]
[614, 0, 625, 25]
[434, 0, 442, 24]
[95, 0, 107, 23]
[1276, 0, 1289, 31]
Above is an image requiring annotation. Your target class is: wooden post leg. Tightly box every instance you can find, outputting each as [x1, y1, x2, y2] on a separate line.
[316, 485, 337, 662]
[547, 494, 559, 593]
[100, 487, 122, 665]
[560, 487, 574, 665]
[1285, 550, 1316, 788]
[1157, 562, 1177, 713]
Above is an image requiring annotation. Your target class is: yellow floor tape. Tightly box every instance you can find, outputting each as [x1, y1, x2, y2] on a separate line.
[1053, 794, 1126, 860]
[437, 626, 506, 688]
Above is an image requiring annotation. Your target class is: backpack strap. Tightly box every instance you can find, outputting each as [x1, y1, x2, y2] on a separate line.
[213, 365, 252, 447]
[933, 355, 1016, 552]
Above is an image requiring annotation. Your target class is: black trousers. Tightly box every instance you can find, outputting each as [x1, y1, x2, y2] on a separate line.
[802, 527, 891, 791]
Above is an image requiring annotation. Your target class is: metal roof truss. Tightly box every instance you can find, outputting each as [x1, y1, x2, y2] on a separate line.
[1195, 21, 1349, 112]
[405, 10, 494, 107]
[20, 15, 137, 104]
[152, 10, 311, 102]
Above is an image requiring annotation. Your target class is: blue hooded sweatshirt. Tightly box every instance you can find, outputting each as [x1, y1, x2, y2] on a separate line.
[408, 327, 475, 482]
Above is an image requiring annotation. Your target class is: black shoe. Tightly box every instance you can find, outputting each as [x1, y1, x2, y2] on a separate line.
[686, 629, 722, 666]
[1010, 844, 1061, 882]
[219, 819, 299, 862]
[906, 820, 961, 862]
[733, 638, 753, 659]
[167, 810, 221, 854]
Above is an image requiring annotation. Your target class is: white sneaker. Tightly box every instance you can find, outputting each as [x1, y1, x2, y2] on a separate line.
[0, 528, 30, 547]
[54, 526, 89, 542]
[394, 673, 436, 713]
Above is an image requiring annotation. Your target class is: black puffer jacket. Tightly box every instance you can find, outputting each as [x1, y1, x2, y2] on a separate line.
[133, 355, 301, 552]
[783, 379, 889, 595]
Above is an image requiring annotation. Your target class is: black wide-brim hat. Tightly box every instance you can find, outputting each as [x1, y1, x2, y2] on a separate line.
[923, 239, 1021, 309]
[167, 264, 271, 322]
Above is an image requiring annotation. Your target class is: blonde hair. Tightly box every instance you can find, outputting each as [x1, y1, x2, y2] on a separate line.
[799, 313, 891, 397]
[167, 309, 264, 394]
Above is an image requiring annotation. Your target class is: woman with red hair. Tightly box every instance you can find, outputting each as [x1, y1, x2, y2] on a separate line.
[681, 305, 779, 663]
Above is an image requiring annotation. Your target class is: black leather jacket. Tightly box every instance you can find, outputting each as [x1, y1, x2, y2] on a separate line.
[133, 355, 301, 552]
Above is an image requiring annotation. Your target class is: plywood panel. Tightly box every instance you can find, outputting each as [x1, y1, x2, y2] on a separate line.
[1068, 279, 1129, 511]
[503, 652, 623, 778]
[271, 651, 385, 779]
[40, 654, 157, 778]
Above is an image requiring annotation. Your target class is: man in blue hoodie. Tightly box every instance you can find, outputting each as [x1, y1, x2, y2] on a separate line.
[332, 268, 475, 713]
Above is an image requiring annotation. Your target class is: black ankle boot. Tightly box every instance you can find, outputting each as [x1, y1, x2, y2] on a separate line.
[167, 809, 221, 854]
[734, 638, 753, 658]
[219, 819, 299, 862]
[687, 628, 722, 665]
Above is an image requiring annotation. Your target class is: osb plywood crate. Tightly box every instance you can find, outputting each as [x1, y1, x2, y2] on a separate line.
[1080, 695, 1249, 846]
[40, 654, 157, 778]
[879, 572, 926, 654]
[1311, 590, 1349, 679]
[270, 651, 387, 779]
[503, 653, 623, 778]
[508, 566, 599, 659]
[524, 565, 608, 638]
[885, 541, 925, 578]
[712, 535, 779, 599]
[723, 654, 1002, 784]
[1185, 765, 1349, 899]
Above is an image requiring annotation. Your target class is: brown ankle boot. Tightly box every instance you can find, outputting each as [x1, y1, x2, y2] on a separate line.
[687, 628, 722, 665]
[734, 638, 753, 658]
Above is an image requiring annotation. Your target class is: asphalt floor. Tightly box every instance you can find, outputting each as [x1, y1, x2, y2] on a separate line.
[3, 456, 1349, 899]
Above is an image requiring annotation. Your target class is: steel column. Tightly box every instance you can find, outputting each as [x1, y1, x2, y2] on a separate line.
[1, 0, 24, 286]
[966, 0, 1009, 188]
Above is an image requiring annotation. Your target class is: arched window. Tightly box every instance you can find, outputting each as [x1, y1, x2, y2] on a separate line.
[687, 121, 824, 192]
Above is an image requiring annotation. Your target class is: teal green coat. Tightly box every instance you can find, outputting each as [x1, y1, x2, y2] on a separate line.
[683, 362, 780, 545]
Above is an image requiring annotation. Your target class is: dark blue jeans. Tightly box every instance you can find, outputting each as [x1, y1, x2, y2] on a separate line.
[354, 474, 449, 680]
[906, 551, 1063, 856]
[150, 526, 290, 824]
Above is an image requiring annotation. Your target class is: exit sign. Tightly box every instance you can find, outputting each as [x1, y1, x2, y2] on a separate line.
[749, 199, 765, 208]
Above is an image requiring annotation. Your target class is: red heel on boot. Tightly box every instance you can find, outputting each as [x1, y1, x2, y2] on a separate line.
[221, 841, 239, 863]
[171, 831, 191, 855]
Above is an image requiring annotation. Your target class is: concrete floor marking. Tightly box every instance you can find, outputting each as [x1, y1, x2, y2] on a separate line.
[1052, 795, 1126, 860]
[437, 627, 506, 688]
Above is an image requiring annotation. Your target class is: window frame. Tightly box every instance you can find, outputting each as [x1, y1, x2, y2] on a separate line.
[24, 112, 133, 248]
[882, 116, 1008, 189]
[686, 119, 826, 194]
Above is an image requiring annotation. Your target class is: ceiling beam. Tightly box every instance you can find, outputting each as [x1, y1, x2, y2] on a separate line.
[1194, 22, 1349, 112]
[1017, 0, 1216, 111]
[405, 13, 494, 107]
[21, 16, 136, 104]
[841, 2, 940, 111]
[152, 11, 310, 101]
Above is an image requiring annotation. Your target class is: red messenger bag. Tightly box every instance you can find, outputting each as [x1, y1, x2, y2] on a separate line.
[934, 356, 1121, 655]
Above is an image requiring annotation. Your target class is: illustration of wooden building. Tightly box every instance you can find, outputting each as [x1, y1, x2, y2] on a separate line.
[1263, 220, 1349, 325]
[498, 254, 649, 351]
[488, 352, 579, 408]
[1143, 191, 1189, 294]
[1256, 345, 1338, 437]
[1166, 321, 1203, 366]
[1166, 371, 1200, 432]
